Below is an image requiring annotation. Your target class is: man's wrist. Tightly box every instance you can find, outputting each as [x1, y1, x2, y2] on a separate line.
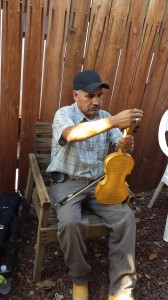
[127, 144, 134, 153]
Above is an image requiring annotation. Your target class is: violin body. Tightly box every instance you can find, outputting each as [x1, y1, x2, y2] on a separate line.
[94, 151, 134, 204]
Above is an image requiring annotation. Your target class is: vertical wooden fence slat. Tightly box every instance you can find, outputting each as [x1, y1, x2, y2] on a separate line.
[18, 0, 47, 192]
[129, 6, 168, 192]
[83, 0, 113, 72]
[98, 0, 132, 111]
[126, 0, 167, 109]
[0, 0, 24, 192]
[109, 0, 147, 115]
[60, 0, 91, 107]
[40, 0, 71, 121]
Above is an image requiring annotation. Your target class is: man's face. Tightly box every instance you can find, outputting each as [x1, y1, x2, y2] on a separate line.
[73, 87, 103, 119]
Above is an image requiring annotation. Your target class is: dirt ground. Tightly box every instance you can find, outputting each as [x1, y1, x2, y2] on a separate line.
[0, 187, 168, 300]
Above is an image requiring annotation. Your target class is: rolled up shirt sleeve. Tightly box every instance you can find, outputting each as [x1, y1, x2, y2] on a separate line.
[53, 107, 76, 146]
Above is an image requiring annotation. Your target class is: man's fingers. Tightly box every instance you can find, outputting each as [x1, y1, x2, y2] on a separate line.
[134, 118, 141, 125]
[133, 108, 143, 114]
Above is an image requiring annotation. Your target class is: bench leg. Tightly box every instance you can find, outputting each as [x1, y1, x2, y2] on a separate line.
[24, 167, 34, 220]
[33, 236, 46, 282]
[33, 207, 49, 282]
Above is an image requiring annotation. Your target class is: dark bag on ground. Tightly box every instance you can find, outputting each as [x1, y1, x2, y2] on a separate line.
[0, 191, 25, 278]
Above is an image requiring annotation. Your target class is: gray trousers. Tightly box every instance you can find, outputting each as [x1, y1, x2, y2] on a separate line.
[50, 178, 136, 296]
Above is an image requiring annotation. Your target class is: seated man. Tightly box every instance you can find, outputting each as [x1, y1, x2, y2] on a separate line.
[47, 70, 143, 300]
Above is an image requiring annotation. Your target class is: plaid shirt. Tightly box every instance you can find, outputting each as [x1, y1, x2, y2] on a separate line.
[46, 102, 123, 179]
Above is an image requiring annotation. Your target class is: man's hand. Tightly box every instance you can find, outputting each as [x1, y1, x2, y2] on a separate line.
[117, 135, 134, 152]
[112, 108, 143, 129]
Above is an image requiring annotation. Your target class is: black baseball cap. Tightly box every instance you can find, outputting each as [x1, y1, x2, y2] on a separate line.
[73, 70, 109, 92]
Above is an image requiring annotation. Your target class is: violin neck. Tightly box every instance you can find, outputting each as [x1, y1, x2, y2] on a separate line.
[124, 127, 132, 136]
[118, 128, 130, 153]
[124, 128, 128, 137]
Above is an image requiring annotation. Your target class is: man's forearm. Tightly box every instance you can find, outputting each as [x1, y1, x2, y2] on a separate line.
[62, 117, 114, 142]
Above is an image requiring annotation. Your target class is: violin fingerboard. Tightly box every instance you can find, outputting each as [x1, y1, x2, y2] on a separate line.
[125, 125, 139, 136]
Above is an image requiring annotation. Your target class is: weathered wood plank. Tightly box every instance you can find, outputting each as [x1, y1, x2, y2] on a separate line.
[36, 138, 52, 145]
[83, 0, 113, 71]
[35, 123, 52, 134]
[34, 123, 52, 160]
[36, 153, 51, 161]
[25, 166, 35, 209]
[127, 0, 167, 109]
[60, 0, 91, 107]
[18, 0, 47, 192]
[99, 0, 132, 111]
[40, 0, 71, 120]
[110, 0, 148, 115]
[0, 0, 24, 192]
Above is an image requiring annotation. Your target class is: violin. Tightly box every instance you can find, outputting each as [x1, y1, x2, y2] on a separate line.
[55, 126, 138, 207]
[94, 127, 137, 205]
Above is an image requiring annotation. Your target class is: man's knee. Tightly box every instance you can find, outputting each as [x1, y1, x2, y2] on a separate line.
[58, 216, 89, 234]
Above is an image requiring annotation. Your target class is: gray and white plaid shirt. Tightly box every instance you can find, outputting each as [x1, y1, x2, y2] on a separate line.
[46, 102, 123, 180]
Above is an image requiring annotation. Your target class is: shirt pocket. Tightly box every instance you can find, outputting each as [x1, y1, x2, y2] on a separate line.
[97, 142, 109, 160]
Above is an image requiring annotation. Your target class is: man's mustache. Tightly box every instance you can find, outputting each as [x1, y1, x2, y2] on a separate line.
[90, 104, 100, 110]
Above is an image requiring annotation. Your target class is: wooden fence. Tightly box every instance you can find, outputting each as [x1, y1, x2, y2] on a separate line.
[0, 0, 168, 194]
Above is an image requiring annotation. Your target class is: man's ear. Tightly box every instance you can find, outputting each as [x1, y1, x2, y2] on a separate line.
[72, 90, 78, 101]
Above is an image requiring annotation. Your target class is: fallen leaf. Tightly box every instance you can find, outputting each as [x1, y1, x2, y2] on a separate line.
[158, 280, 168, 286]
[139, 196, 146, 201]
[144, 274, 151, 279]
[137, 272, 142, 279]
[95, 253, 102, 258]
[142, 228, 148, 236]
[55, 293, 64, 300]
[149, 214, 156, 219]
[135, 206, 141, 213]
[149, 253, 158, 260]
[35, 279, 56, 289]
[25, 274, 31, 284]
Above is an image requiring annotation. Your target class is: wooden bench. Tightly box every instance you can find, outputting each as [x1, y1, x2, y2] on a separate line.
[25, 122, 111, 282]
